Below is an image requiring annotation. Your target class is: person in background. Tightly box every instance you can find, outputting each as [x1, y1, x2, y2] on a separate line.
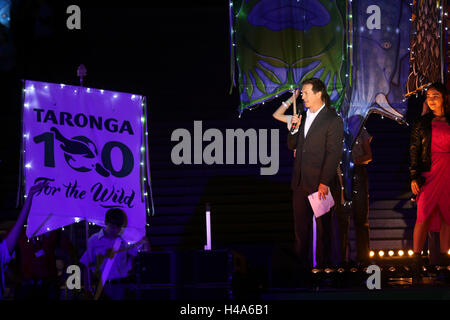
[420, 98, 442, 267]
[409, 82, 450, 282]
[336, 127, 372, 267]
[273, 89, 301, 159]
[0, 181, 47, 299]
[13, 228, 74, 300]
[81, 208, 150, 300]
[273, 89, 301, 132]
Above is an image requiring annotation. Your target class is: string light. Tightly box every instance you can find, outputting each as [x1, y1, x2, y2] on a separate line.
[365, 249, 425, 258]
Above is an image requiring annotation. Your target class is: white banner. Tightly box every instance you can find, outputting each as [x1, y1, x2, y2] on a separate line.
[22, 80, 148, 243]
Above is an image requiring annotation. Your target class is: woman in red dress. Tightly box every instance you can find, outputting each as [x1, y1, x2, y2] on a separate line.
[409, 82, 450, 277]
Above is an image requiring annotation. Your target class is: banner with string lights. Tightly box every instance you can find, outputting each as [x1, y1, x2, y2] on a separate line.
[21, 80, 151, 243]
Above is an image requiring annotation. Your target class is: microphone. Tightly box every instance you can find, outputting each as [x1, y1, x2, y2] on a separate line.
[290, 103, 305, 133]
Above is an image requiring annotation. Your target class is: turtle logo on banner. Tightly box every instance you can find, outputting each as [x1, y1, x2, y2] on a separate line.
[39, 126, 133, 178]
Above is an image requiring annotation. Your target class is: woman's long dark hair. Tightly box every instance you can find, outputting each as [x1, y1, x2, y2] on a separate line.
[426, 82, 450, 124]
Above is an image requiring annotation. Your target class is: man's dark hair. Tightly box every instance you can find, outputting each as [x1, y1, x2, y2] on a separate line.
[301, 78, 331, 107]
[105, 208, 125, 227]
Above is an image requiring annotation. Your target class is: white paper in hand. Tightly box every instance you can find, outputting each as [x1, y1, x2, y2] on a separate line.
[308, 189, 335, 218]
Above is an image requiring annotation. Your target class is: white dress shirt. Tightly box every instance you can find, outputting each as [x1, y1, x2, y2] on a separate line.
[80, 229, 140, 281]
[304, 104, 325, 137]
[290, 104, 325, 136]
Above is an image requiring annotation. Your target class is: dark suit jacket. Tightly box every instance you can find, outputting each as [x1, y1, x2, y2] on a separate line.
[288, 106, 344, 194]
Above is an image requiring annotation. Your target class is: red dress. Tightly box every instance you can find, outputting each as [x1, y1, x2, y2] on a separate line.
[416, 120, 450, 232]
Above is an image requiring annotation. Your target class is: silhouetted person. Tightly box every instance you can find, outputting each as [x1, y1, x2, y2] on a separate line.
[81, 208, 150, 300]
[0, 181, 47, 299]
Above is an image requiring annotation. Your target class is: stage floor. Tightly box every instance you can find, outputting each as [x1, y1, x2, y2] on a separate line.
[261, 276, 450, 300]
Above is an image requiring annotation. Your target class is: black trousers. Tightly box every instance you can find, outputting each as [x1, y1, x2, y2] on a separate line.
[337, 165, 370, 263]
[292, 187, 332, 269]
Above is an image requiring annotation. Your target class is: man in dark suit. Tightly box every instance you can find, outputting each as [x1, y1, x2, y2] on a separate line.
[287, 78, 344, 271]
